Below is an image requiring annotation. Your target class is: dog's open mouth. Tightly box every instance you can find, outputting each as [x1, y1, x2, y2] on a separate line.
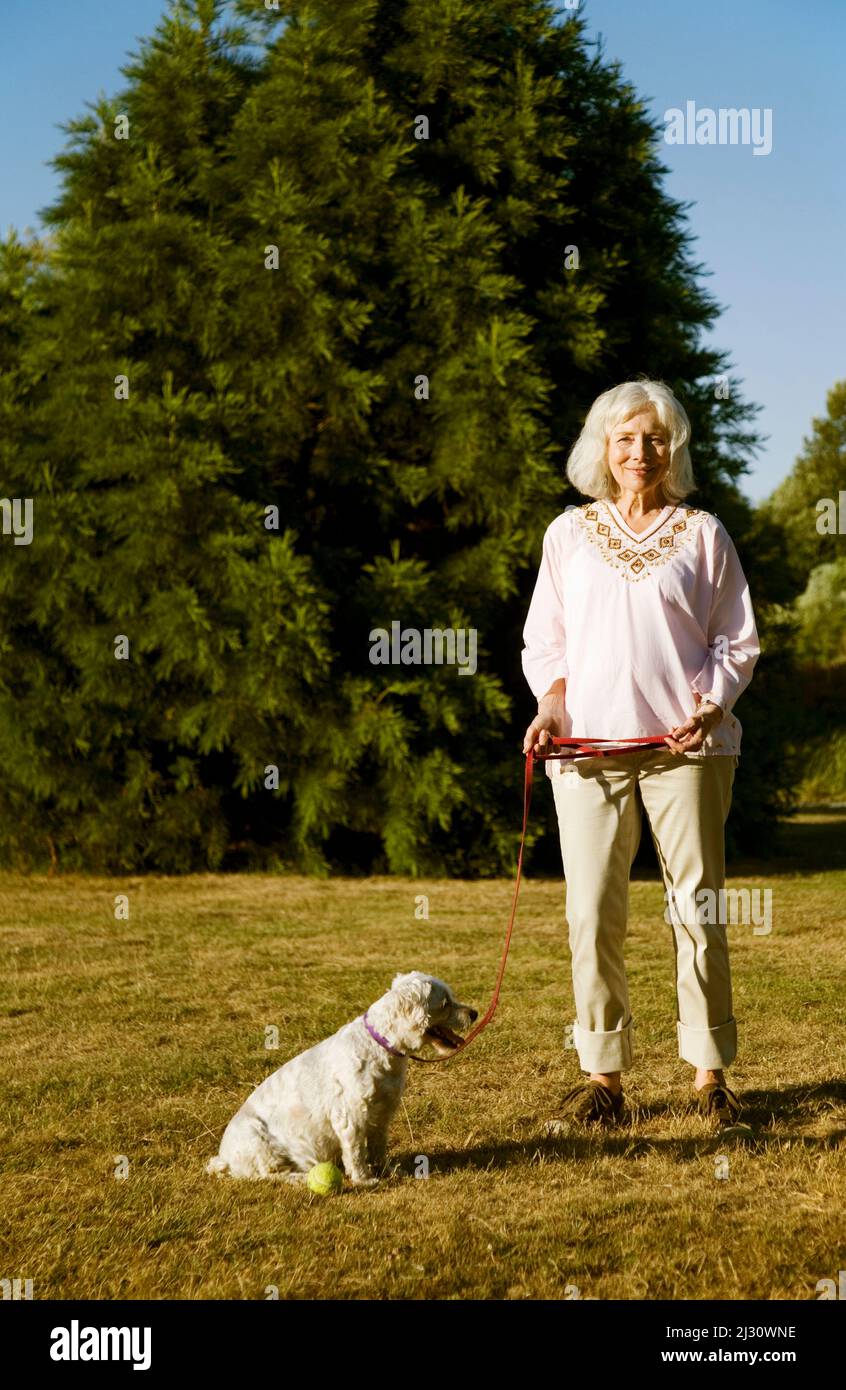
[423, 1024, 464, 1056]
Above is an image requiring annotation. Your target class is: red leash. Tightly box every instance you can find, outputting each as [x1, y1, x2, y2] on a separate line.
[408, 734, 671, 1063]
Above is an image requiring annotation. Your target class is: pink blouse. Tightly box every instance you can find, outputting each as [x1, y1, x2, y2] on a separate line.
[521, 499, 760, 776]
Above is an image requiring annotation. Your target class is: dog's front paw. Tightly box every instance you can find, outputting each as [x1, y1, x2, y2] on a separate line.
[351, 1175, 380, 1189]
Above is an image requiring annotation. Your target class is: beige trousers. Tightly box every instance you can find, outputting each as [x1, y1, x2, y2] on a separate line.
[550, 749, 738, 1074]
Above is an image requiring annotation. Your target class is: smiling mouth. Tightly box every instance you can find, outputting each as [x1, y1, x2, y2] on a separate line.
[424, 1024, 464, 1054]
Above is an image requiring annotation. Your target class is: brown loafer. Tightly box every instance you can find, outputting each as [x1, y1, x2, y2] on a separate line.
[695, 1082, 742, 1128]
[558, 1080, 625, 1127]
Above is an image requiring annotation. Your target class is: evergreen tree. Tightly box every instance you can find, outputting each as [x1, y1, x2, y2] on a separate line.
[0, 0, 791, 871]
[762, 379, 846, 588]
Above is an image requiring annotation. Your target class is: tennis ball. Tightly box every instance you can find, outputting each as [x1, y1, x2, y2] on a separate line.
[307, 1162, 344, 1196]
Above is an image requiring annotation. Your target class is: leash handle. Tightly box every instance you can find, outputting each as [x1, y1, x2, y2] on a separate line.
[407, 734, 673, 1063]
[536, 735, 670, 761]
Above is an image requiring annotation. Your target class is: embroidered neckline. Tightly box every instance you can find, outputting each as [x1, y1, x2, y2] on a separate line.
[574, 500, 707, 581]
[606, 500, 676, 543]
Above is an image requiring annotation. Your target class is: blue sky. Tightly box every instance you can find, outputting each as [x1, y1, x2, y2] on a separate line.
[1, 0, 843, 502]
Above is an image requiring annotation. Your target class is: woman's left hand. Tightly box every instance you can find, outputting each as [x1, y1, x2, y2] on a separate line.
[664, 696, 724, 754]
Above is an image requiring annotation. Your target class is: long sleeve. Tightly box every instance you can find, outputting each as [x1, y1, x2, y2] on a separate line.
[691, 522, 760, 714]
[521, 518, 569, 700]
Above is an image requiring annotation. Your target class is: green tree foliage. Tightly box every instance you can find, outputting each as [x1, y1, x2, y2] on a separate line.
[762, 379, 846, 589]
[0, 0, 793, 870]
[793, 559, 846, 666]
[757, 381, 846, 804]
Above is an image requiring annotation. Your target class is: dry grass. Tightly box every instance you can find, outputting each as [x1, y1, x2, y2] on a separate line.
[1, 812, 845, 1301]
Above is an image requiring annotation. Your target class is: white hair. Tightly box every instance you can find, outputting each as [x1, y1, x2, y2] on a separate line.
[566, 379, 695, 502]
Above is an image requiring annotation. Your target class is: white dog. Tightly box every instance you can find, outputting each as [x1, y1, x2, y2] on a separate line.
[206, 971, 476, 1187]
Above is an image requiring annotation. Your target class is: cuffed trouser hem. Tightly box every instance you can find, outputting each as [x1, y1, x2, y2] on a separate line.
[573, 1019, 634, 1074]
[677, 1017, 737, 1070]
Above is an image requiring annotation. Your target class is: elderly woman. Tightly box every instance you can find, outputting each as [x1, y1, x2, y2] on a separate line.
[521, 379, 760, 1129]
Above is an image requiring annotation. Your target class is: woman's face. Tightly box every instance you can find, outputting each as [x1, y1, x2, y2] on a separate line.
[606, 409, 670, 499]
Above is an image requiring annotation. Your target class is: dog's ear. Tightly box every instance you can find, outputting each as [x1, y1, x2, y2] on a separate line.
[391, 973, 429, 1013]
[383, 973, 430, 1046]
[392, 973, 420, 1000]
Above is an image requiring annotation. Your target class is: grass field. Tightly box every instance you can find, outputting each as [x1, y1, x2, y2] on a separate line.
[1, 811, 845, 1301]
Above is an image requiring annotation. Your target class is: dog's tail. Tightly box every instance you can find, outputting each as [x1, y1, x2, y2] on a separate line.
[205, 1154, 229, 1177]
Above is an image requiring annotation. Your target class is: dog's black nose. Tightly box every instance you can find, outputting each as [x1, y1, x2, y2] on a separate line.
[469, 1009, 478, 1023]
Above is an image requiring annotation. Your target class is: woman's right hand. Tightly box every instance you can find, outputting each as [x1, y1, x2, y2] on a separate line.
[522, 684, 567, 755]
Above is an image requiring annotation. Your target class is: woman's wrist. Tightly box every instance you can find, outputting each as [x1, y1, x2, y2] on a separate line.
[695, 690, 723, 716]
[698, 701, 723, 728]
[535, 685, 566, 737]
